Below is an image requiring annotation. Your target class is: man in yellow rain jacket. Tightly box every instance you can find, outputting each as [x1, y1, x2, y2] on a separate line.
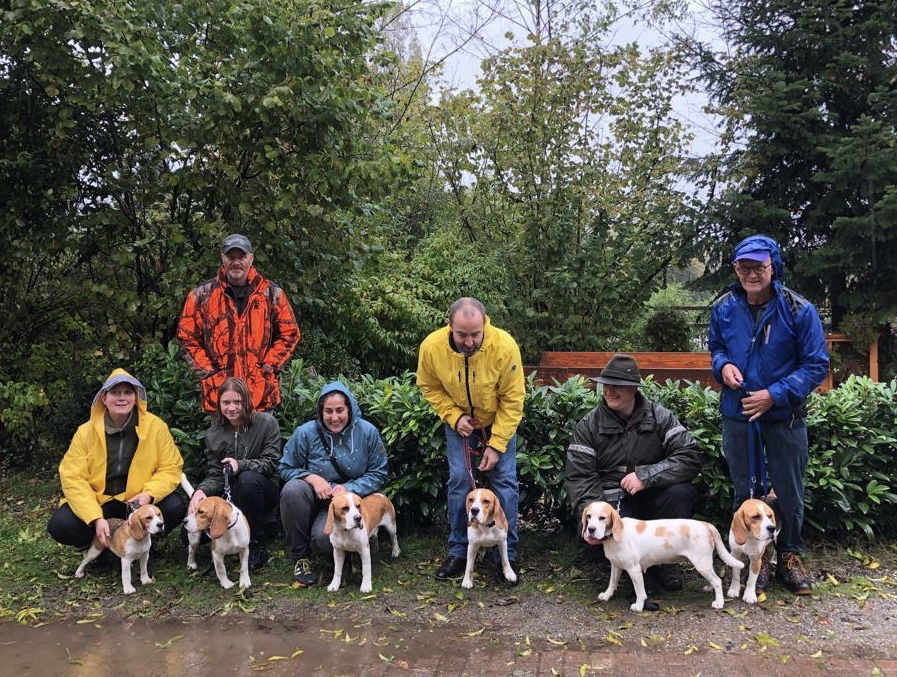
[48, 369, 185, 551]
[417, 297, 525, 581]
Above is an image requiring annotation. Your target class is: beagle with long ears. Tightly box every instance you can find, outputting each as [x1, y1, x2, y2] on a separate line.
[461, 488, 517, 589]
[180, 474, 251, 590]
[727, 498, 778, 603]
[324, 491, 400, 593]
[581, 501, 743, 612]
[74, 504, 164, 595]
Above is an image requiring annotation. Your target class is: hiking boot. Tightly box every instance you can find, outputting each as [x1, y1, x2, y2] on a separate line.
[755, 550, 771, 593]
[248, 543, 268, 572]
[655, 563, 683, 591]
[434, 555, 466, 581]
[777, 551, 813, 595]
[293, 558, 318, 586]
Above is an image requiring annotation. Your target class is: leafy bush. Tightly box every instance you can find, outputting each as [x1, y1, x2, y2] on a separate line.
[0, 381, 50, 469]
[643, 307, 694, 352]
[12, 341, 897, 538]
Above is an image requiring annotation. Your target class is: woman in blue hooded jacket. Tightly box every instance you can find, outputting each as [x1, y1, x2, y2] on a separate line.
[279, 382, 388, 586]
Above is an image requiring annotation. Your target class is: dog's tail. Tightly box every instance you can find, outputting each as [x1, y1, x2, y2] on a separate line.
[712, 525, 744, 568]
[180, 473, 196, 498]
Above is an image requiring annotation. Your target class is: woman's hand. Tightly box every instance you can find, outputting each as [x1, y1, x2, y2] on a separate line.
[93, 518, 110, 547]
[188, 489, 207, 514]
[303, 474, 333, 500]
[221, 457, 239, 474]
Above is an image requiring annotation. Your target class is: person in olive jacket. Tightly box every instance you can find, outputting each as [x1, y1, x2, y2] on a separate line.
[186, 377, 281, 572]
[565, 354, 702, 597]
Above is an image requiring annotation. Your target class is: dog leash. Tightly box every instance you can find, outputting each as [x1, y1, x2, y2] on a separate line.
[222, 463, 234, 503]
[747, 419, 768, 499]
[462, 420, 487, 491]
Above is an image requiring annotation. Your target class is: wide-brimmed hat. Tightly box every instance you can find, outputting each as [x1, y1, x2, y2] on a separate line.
[591, 354, 642, 387]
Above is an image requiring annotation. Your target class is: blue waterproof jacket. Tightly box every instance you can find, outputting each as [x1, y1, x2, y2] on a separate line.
[708, 235, 829, 422]
[278, 382, 388, 495]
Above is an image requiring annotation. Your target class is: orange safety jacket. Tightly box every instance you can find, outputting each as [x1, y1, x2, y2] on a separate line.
[177, 266, 300, 412]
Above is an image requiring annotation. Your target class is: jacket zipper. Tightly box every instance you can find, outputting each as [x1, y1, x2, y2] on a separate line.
[463, 356, 475, 419]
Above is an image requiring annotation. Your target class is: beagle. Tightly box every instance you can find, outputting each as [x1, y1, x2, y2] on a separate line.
[180, 474, 251, 590]
[581, 501, 743, 612]
[74, 504, 164, 595]
[461, 488, 517, 589]
[324, 491, 400, 593]
[727, 498, 778, 603]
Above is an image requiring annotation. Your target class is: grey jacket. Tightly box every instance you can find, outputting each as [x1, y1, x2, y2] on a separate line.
[197, 412, 281, 496]
[565, 392, 701, 518]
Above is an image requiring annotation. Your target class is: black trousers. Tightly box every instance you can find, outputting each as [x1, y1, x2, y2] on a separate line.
[229, 470, 279, 544]
[47, 493, 187, 548]
[618, 482, 699, 520]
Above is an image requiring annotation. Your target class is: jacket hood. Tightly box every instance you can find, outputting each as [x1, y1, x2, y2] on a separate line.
[316, 381, 363, 434]
[91, 368, 148, 420]
[732, 235, 785, 281]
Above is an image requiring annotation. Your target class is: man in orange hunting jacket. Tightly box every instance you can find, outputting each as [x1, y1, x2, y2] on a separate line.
[178, 234, 300, 412]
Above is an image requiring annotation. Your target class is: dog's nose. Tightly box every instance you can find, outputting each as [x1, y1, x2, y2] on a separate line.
[470, 507, 479, 516]
[182, 517, 189, 526]
[587, 526, 596, 534]
[353, 514, 362, 524]
[766, 525, 776, 534]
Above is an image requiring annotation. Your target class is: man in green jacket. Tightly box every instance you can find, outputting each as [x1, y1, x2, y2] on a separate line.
[565, 354, 702, 597]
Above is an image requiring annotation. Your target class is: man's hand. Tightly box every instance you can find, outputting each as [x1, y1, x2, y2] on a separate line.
[303, 474, 334, 500]
[741, 389, 774, 422]
[478, 447, 499, 472]
[222, 457, 239, 474]
[332, 484, 346, 495]
[455, 415, 476, 437]
[93, 518, 110, 547]
[721, 363, 744, 390]
[130, 493, 152, 508]
[188, 489, 207, 514]
[620, 472, 645, 495]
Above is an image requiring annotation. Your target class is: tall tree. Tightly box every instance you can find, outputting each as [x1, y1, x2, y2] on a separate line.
[696, 0, 897, 324]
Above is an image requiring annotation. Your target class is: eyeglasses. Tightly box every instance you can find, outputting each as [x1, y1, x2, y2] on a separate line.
[734, 262, 772, 276]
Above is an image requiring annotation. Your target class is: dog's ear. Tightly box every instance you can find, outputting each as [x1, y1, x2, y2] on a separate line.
[580, 505, 591, 540]
[610, 506, 624, 542]
[492, 496, 509, 531]
[128, 508, 147, 541]
[208, 501, 230, 540]
[323, 500, 336, 536]
[731, 506, 750, 545]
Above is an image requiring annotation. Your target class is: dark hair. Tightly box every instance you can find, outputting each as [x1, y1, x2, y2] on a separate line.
[215, 377, 253, 428]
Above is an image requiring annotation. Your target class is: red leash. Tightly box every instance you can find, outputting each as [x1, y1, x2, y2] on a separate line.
[462, 420, 487, 491]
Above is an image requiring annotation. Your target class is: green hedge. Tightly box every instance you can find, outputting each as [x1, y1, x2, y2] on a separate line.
[9, 341, 897, 537]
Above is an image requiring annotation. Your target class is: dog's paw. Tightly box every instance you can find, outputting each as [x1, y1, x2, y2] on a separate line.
[503, 569, 517, 584]
[391, 547, 401, 558]
[220, 578, 235, 590]
[597, 591, 612, 602]
[186, 561, 197, 571]
[123, 585, 137, 595]
[359, 582, 372, 593]
[74, 570, 85, 579]
[326, 582, 339, 592]
[239, 578, 251, 589]
[742, 589, 757, 604]
[629, 601, 644, 612]
[141, 576, 155, 585]
[727, 586, 740, 598]
[712, 599, 725, 609]
[461, 577, 474, 589]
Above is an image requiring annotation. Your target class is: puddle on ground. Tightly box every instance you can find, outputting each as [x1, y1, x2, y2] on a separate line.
[0, 616, 506, 675]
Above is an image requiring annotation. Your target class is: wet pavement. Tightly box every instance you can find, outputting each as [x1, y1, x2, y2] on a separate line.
[1, 617, 895, 676]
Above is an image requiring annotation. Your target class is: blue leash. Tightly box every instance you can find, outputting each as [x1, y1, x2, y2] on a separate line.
[747, 419, 768, 499]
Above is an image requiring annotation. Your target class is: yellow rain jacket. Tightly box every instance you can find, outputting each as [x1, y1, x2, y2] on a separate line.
[58, 368, 184, 524]
[416, 317, 525, 452]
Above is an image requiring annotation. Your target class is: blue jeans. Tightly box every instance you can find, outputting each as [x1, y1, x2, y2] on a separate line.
[722, 417, 808, 553]
[445, 425, 519, 560]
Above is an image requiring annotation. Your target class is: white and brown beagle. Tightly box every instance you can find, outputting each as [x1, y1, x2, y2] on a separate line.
[180, 474, 251, 590]
[727, 498, 778, 603]
[324, 491, 400, 593]
[461, 488, 517, 589]
[324, 491, 401, 592]
[74, 503, 164, 595]
[581, 501, 743, 612]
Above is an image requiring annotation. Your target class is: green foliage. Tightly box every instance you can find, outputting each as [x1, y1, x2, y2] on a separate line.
[695, 0, 897, 325]
[0, 381, 49, 468]
[838, 312, 881, 356]
[643, 308, 693, 352]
